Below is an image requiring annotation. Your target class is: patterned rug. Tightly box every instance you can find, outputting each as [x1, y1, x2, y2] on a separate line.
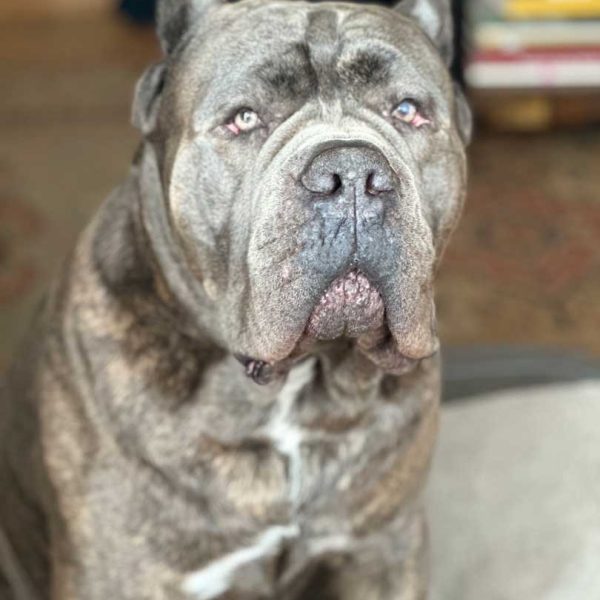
[437, 129, 600, 355]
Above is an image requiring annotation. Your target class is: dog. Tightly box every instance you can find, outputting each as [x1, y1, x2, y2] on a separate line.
[0, 0, 471, 597]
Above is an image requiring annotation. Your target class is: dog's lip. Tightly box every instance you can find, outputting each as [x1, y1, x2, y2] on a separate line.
[304, 269, 386, 341]
[236, 271, 434, 383]
[355, 326, 426, 374]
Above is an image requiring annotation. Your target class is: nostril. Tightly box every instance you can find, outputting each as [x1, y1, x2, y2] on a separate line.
[301, 170, 343, 195]
[366, 170, 394, 196]
[365, 171, 377, 196]
[330, 173, 342, 194]
[366, 171, 378, 196]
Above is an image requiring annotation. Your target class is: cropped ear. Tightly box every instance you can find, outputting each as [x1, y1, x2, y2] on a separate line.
[156, 0, 222, 54]
[394, 0, 454, 66]
[132, 62, 166, 134]
[453, 82, 473, 145]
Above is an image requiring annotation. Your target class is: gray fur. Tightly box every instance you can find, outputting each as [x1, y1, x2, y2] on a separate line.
[0, 0, 468, 598]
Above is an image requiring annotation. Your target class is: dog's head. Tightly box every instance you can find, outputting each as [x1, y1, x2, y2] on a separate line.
[133, 0, 470, 378]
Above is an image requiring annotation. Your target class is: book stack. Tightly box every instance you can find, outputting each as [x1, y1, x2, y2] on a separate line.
[466, 0, 600, 89]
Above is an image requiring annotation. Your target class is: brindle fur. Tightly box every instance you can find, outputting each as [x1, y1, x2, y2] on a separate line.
[0, 0, 470, 598]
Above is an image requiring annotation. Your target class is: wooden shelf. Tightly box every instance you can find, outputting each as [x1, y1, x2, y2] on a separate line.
[469, 88, 600, 131]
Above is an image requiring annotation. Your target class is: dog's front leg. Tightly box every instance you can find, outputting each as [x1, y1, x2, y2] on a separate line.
[330, 512, 429, 600]
[48, 516, 299, 600]
[180, 525, 299, 600]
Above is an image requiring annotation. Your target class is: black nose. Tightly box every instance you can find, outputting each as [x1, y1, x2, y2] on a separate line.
[301, 146, 395, 197]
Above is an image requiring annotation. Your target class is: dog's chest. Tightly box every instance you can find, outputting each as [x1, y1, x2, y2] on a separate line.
[208, 360, 421, 535]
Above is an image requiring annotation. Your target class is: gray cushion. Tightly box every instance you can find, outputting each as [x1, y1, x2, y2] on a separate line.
[428, 380, 600, 600]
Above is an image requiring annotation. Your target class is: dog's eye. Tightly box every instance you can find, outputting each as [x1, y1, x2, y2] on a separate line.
[391, 99, 430, 128]
[226, 109, 261, 135]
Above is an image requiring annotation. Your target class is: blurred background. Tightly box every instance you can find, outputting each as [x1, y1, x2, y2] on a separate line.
[0, 0, 599, 394]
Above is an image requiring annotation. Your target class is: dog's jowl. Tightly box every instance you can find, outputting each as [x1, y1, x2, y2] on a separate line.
[0, 0, 470, 598]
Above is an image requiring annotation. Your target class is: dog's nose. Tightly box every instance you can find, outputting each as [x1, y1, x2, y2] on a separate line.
[301, 146, 395, 197]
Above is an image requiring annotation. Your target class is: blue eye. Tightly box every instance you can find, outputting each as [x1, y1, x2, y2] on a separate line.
[390, 99, 431, 128]
[393, 99, 419, 123]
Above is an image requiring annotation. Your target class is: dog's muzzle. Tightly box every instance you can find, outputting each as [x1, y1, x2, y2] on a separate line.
[298, 144, 397, 341]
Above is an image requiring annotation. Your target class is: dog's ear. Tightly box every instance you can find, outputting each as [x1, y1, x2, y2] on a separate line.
[453, 82, 473, 145]
[133, 1, 223, 134]
[156, 0, 221, 54]
[132, 62, 166, 134]
[394, 0, 454, 65]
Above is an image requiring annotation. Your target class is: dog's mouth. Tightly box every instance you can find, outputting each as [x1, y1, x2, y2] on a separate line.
[236, 271, 422, 385]
[304, 270, 418, 375]
[305, 270, 385, 341]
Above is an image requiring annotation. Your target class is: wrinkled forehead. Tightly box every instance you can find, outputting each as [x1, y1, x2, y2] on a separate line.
[172, 1, 449, 110]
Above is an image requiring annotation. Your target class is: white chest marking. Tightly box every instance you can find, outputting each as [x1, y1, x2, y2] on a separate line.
[181, 361, 314, 599]
[182, 525, 299, 599]
[265, 358, 315, 511]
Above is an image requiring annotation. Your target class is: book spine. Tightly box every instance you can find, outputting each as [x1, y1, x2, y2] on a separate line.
[466, 58, 600, 88]
[473, 22, 600, 50]
[472, 48, 600, 61]
[505, 0, 600, 19]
